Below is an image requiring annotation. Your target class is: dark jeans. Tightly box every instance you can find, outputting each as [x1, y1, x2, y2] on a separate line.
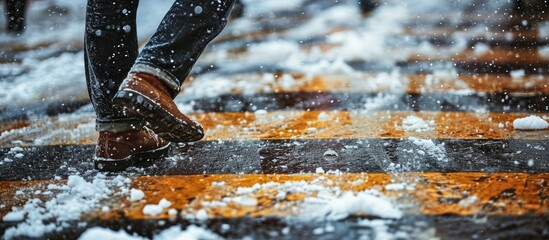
[85, 0, 235, 132]
[5, 0, 26, 32]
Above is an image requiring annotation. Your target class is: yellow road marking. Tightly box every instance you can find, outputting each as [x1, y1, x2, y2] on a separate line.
[1, 173, 547, 221]
[1, 111, 548, 146]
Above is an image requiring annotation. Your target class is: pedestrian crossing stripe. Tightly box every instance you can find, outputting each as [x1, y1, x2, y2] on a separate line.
[2, 111, 547, 147]
[1, 172, 547, 222]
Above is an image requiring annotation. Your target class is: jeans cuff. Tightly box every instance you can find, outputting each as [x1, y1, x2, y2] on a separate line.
[130, 62, 180, 97]
[96, 118, 147, 133]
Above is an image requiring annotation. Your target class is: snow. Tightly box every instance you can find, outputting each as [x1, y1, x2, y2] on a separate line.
[154, 225, 223, 240]
[196, 177, 402, 223]
[458, 196, 478, 206]
[130, 189, 145, 201]
[2, 211, 25, 221]
[472, 42, 490, 56]
[539, 46, 549, 58]
[385, 183, 415, 191]
[402, 115, 434, 132]
[513, 116, 549, 130]
[408, 137, 447, 162]
[142, 205, 164, 216]
[3, 174, 131, 239]
[226, 196, 258, 207]
[78, 227, 144, 240]
[142, 198, 174, 216]
[363, 93, 398, 111]
[305, 190, 403, 220]
[168, 209, 178, 216]
[317, 112, 331, 121]
[78, 225, 223, 240]
[0, 52, 87, 108]
[158, 198, 172, 208]
[510, 69, 526, 79]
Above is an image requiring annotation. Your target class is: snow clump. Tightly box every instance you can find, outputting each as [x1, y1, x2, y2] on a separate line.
[402, 115, 434, 132]
[142, 198, 173, 216]
[510, 69, 526, 79]
[513, 116, 549, 130]
[130, 189, 145, 201]
[78, 227, 145, 240]
[408, 137, 447, 162]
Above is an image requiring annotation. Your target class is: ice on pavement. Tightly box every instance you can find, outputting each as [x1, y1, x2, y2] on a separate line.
[513, 116, 549, 130]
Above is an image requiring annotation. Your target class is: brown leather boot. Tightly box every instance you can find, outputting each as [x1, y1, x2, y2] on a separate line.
[112, 73, 204, 143]
[94, 127, 171, 171]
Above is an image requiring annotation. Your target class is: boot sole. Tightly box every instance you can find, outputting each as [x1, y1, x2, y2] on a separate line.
[113, 89, 204, 143]
[94, 142, 172, 172]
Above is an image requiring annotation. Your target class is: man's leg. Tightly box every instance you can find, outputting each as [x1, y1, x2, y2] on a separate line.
[113, 0, 236, 142]
[85, 0, 170, 171]
[85, 0, 144, 132]
[6, 0, 26, 33]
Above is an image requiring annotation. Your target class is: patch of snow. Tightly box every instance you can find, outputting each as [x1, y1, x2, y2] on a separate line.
[254, 109, 267, 115]
[158, 198, 172, 209]
[168, 209, 178, 216]
[3, 174, 130, 239]
[458, 196, 478, 206]
[285, 58, 358, 76]
[472, 42, 490, 56]
[142, 205, 163, 216]
[402, 115, 434, 132]
[363, 93, 399, 111]
[78, 227, 144, 240]
[197, 177, 401, 222]
[130, 189, 145, 202]
[2, 210, 25, 222]
[385, 183, 415, 191]
[317, 112, 331, 121]
[408, 137, 447, 162]
[510, 69, 526, 79]
[513, 116, 549, 130]
[539, 46, 549, 58]
[225, 196, 258, 207]
[247, 40, 300, 62]
[0, 52, 87, 108]
[305, 190, 402, 221]
[538, 22, 549, 39]
[154, 225, 223, 240]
